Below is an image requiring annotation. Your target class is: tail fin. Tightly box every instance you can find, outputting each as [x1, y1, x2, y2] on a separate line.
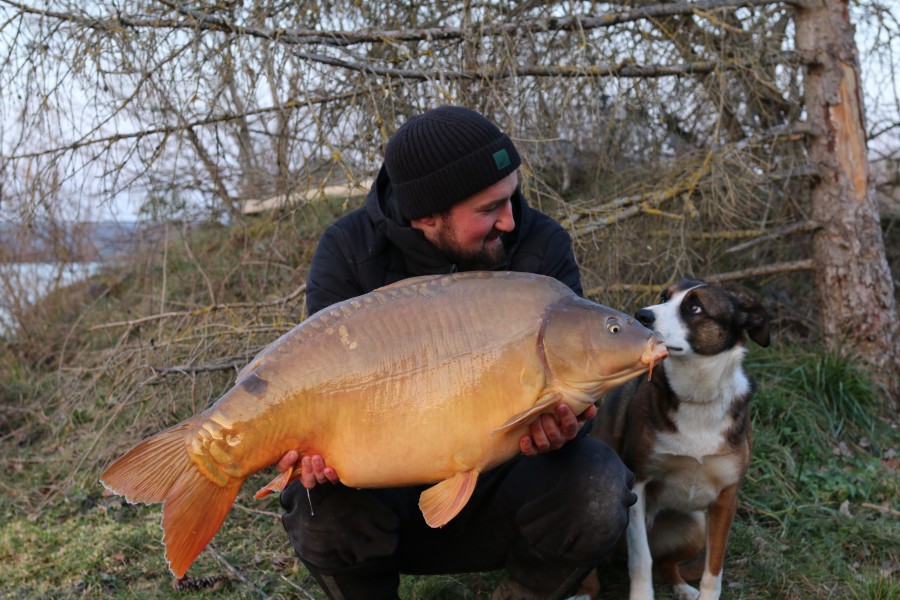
[100, 424, 241, 578]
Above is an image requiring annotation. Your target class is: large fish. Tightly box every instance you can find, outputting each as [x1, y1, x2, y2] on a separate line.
[100, 271, 667, 578]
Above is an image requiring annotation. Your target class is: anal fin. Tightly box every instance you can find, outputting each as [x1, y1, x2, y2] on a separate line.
[254, 465, 294, 499]
[418, 470, 478, 528]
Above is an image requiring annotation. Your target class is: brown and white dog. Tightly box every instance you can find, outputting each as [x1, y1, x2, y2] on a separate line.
[578, 278, 770, 600]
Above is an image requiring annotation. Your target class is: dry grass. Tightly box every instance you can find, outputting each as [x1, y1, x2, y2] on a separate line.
[1, 194, 897, 599]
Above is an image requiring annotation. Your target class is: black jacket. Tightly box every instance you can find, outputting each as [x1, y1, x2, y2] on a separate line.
[306, 165, 582, 315]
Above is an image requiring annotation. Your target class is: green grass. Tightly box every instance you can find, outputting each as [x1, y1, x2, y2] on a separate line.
[0, 212, 897, 599]
[723, 348, 899, 600]
[2, 346, 895, 599]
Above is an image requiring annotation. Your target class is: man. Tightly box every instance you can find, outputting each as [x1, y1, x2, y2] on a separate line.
[278, 106, 635, 600]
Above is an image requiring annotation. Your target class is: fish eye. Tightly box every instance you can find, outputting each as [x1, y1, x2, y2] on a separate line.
[606, 317, 622, 334]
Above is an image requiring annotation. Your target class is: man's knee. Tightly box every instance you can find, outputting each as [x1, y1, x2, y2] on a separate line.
[516, 438, 635, 561]
[280, 482, 399, 570]
[565, 438, 635, 541]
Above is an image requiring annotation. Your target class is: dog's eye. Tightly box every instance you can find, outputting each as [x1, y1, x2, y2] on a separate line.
[689, 303, 703, 315]
[606, 317, 622, 334]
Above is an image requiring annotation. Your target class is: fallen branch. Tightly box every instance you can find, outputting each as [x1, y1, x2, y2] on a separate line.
[150, 359, 249, 376]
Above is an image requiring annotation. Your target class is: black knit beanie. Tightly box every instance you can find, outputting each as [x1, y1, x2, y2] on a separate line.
[384, 106, 521, 220]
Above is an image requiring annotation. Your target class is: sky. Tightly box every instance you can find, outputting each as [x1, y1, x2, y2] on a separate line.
[1, 2, 897, 224]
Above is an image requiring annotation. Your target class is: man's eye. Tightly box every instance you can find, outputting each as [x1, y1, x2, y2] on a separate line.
[488, 199, 511, 213]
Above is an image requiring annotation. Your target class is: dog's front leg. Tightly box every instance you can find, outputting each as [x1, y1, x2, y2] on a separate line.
[699, 483, 739, 599]
[627, 480, 654, 599]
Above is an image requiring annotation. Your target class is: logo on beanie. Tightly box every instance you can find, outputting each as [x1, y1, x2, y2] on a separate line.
[492, 149, 511, 170]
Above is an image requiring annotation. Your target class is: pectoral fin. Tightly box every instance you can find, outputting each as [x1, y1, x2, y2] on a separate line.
[490, 393, 562, 435]
[418, 470, 478, 528]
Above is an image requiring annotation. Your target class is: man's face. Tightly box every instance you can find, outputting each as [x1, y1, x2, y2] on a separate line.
[415, 172, 518, 270]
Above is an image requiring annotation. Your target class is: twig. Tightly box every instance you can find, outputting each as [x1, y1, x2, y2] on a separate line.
[282, 51, 806, 83]
[206, 544, 271, 599]
[150, 358, 249, 376]
[861, 502, 900, 518]
[279, 575, 319, 600]
[586, 259, 817, 298]
[641, 222, 818, 242]
[567, 173, 706, 236]
[90, 283, 306, 331]
[2, 87, 368, 160]
[125, 0, 813, 47]
[725, 220, 820, 254]
[231, 502, 282, 520]
[704, 259, 816, 282]
[585, 282, 665, 297]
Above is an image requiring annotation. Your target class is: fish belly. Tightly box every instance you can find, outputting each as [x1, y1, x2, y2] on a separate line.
[277, 337, 546, 488]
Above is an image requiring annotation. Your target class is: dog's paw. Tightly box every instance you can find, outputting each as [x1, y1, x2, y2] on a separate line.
[672, 583, 700, 600]
[629, 581, 654, 600]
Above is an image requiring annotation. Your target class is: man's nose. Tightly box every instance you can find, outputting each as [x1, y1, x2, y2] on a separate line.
[495, 200, 515, 232]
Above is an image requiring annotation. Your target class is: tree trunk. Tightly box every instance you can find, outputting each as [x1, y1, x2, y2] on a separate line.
[796, 0, 900, 400]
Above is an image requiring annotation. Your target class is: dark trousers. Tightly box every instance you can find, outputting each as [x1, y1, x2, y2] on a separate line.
[280, 436, 635, 600]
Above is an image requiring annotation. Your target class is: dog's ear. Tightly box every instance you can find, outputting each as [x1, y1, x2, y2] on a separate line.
[731, 289, 771, 348]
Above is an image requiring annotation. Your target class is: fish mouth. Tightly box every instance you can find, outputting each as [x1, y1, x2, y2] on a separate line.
[586, 336, 668, 385]
[641, 335, 669, 373]
[581, 335, 670, 394]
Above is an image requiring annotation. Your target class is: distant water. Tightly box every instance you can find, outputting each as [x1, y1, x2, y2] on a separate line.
[0, 262, 102, 333]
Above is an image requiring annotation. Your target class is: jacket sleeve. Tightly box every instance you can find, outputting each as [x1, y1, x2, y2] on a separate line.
[306, 225, 366, 316]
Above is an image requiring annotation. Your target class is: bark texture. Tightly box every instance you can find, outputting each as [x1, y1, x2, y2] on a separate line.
[796, 0, 900, 399]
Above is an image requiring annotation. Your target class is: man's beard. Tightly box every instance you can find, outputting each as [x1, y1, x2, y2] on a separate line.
[433, 225, 508, 271]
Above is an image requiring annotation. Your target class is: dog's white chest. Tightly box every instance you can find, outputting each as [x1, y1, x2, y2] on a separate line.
[644, 451, 743, 513]
[657, 398, 733, 454]
[645, 404, 745, 512]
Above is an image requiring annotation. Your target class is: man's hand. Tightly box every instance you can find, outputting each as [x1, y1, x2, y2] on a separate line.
[277, 450, 340, 489]
[519, 403, 597, 456]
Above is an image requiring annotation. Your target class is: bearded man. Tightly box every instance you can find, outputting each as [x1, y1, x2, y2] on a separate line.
[277, 106, 635, 600]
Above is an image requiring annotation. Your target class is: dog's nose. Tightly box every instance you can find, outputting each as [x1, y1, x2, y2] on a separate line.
[635, 308, 655, 328]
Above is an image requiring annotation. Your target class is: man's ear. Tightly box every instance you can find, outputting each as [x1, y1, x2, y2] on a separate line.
[410, 215, 439, 236]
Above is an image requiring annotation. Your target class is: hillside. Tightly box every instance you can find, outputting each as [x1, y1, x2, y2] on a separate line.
[0, 201, 897, 599]
[0, 221, 158, 263]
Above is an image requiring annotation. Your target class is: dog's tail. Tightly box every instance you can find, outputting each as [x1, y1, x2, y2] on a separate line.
[676, 553, 706, 582]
